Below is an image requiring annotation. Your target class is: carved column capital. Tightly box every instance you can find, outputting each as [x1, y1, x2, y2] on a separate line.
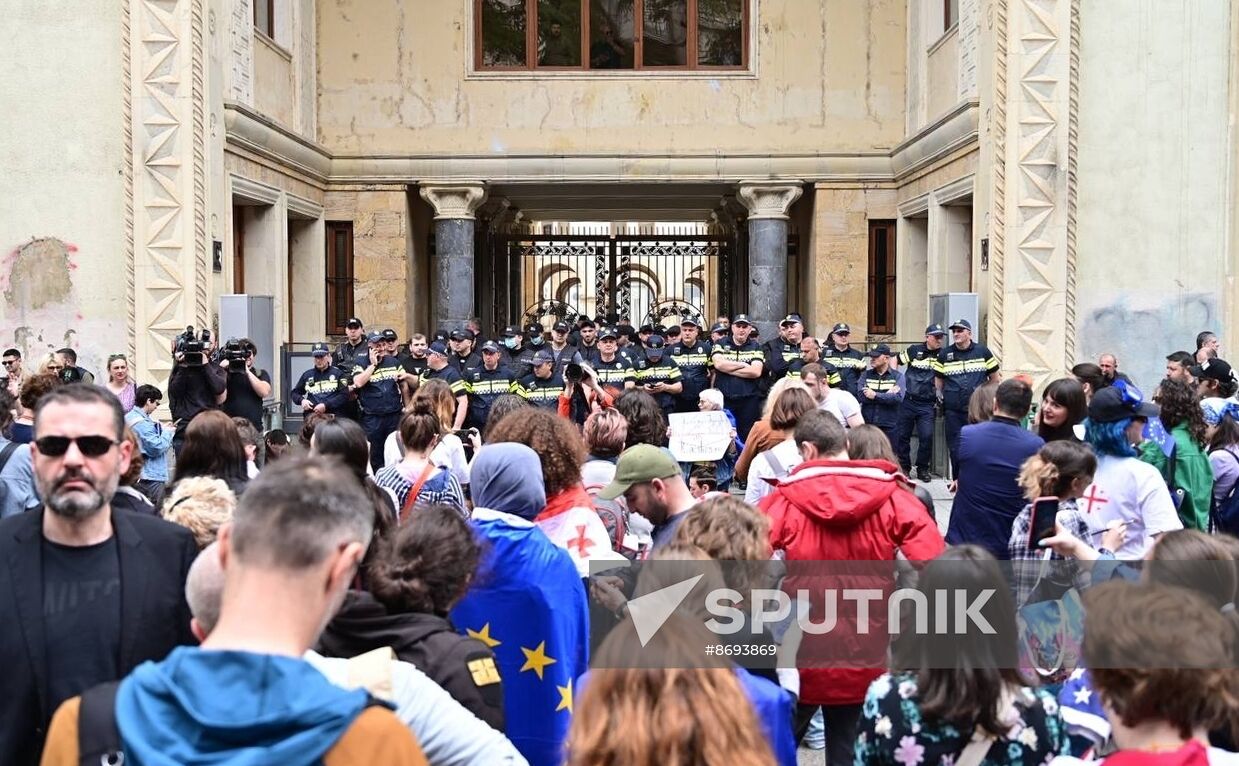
[735, 181, 805, 220]
[419, 182, 488, 220]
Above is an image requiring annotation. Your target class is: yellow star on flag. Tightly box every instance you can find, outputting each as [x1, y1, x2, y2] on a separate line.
[519, 641, 558, 680]
[556, 679, 573, 713]
[467, 623, 501, 648]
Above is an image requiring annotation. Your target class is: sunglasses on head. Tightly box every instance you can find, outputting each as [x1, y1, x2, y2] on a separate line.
[35, 435, 117, 457]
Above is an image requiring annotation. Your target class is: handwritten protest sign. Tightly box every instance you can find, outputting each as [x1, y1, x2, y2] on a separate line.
[667, 411, 733, 462]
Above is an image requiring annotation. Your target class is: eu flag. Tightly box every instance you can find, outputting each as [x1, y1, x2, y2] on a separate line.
[451, 510, 590, 766]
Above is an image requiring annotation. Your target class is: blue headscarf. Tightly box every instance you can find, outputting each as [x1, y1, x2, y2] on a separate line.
[471, 443, 547, 519]
[1201, 397, 1239, 427]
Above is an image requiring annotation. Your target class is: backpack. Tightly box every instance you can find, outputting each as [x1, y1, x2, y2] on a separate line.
[1211, 449, 1239, 534]
[584, 482, 637, 559]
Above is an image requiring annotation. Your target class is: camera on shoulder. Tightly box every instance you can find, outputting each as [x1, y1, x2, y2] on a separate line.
[221, 338, 249, 372]
[174, 326, 212, 367]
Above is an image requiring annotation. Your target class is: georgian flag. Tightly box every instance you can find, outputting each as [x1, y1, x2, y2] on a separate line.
[536, 505, 626, 576]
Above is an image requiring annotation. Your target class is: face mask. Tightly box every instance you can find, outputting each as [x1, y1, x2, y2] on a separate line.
[504, 337, 518, 350]
[529, 335, 545, 346]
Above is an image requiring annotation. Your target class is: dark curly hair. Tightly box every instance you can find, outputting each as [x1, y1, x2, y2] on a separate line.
[1154, 379, 1207, 447]
[487, 407, 586, 497]
[19, 373, 62, 412]
[368, 504, 481, 616]
[615, 389, 668, 448]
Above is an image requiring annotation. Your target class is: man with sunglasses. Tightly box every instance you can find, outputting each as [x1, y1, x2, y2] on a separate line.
[0, 385, 197, 764]
[2, 348, 26, 398]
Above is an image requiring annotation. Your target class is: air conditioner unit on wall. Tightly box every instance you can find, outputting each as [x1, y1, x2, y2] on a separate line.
[219, 294, 276, 405]
[929, 293, 980, 341]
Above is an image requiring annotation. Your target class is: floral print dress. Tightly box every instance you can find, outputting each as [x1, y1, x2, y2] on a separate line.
[854, 673, 1069, 766]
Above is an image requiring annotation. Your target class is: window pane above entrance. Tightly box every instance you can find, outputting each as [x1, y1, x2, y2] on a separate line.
[642, 0, 687, 67]
[480, 0, 527, 68]
[538, 0, 582, 67]
[589, 3, 634, 69]
[697, 0, 743, 66]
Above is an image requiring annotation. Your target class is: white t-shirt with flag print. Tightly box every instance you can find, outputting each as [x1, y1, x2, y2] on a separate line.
[536, 505, 626, 577]
[1079, 454, 1182, 559]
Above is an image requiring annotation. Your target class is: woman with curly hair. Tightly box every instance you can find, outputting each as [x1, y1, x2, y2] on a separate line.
[615, 388, 667, 448]
[488, 407, 619, 574]
[1139, 379, 1213, 531]
[10, 373, 60, 444]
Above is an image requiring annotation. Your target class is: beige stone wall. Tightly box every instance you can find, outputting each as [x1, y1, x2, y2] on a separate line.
[808, 185, 897, 342]
[315, 0, 907, 155]
[253, 35, 296, 129]
[323, 187, 416, 338]
[926, 29, 959, 121]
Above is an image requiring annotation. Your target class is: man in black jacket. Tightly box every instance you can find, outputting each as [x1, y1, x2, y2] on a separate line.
[0, 384, 197, 765]
[167, 337, 227, 456]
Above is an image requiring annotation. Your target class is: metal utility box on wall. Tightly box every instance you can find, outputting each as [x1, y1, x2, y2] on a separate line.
[930, 293, 980, 340]
[219, 294, 276, 405]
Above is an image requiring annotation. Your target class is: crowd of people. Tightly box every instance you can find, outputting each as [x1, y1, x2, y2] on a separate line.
[1, 317, 1238, 766]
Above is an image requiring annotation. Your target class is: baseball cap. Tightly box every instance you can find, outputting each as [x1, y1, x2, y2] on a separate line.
[597, 444, 683, 500]
[831, 322, 851, 335]
[345, 317, 363, 329]
[925, 324, 947, 337]
[381, 328, 398, 342]
[599, 327, 619, 340]
[525, 322, 544, 337]
[433, 329, 450, 344]
[867, 343, 893, 358]
[710, 322, 729, 334]
[427, 341, 449, 357]
[449, 328, 475, 342]
[646, 335, 666, 357]
[1190, 358, 1234, 383]
[311, 342, 330, 357]
[551, 321, 569, 334]
[503, 324, 522, 338]
[366, 331, 384, 344]
[731, 314, 753, 326]
[949, 318, 972, 331]
[780, 313, 804, 326]
[639, 324, 655, 335]
[532, 349, 555, 365]
[680, 317, 700, 328]
[579, 318, 596, 329]
[480, 341, 501, 354]
[1088, 382, 1159, 423]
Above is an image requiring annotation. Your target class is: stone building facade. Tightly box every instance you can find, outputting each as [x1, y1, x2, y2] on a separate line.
[2, 0, 1236, 398]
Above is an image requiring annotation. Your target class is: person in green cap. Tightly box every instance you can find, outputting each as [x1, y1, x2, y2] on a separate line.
[597, 444, 697, 550]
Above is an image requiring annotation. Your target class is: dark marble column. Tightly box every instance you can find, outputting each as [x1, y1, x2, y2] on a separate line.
[736, 182, 804, 336]
[419, 183, 487, 330]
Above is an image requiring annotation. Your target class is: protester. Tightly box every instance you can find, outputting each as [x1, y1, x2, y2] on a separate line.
[319, 505, 506, 731]
[1203, 397, 1239, 515]
[489, 407, 615, 574]
[1192, 357, 1239, 401]
[40, 457, 426, 765]
[13, 372, 61, 444]
[581, 408, 627, 489]
[0, 388, 38, 517]
[1, 347, 26, 398]
[375, 399, 467, 519]
[187, 542, 526, 766]
[0, 384, 197, 764]
[298, 410, 334, 451]
[1164, 351, 1196, 385]
[599, 443, 698, 549]
[1097, 353, 1133, 387]
[124, 383, 174, 507]
[310, 417, 400, 526]
[384, 379, 469, 489]
[171, 409, 250, 497]
[966, 379, 999, 424]
[857, 546, 1069, 765]
[1139, 379, 1213, 531]
[482, 393, 529, 442]
[761, 408, 945, 764]
[846, 424, 935, 519]
[1071, 362, 1107, 402]
[744, 386, 817, 505]
[232, 416, 262, 478]
[264, 428, 289, 463]
[735, 377, 810, 481]
[1037, 377, 1088, 442]
[694, 386, 741, 489]
[800, 361, 863, 429]
[687, 464, 718, 498]
[450, 444, 589, 766]
[112, 426, 157, 515]
[614, 388, 668, 448]
[161, 475, 237, 549]
[103, 353, 137, 412]
[1081, 384, 1182, 558]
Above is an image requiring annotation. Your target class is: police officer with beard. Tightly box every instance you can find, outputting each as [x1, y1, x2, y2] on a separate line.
[352, 331, 407, 472]
[669, 318, 712, 413]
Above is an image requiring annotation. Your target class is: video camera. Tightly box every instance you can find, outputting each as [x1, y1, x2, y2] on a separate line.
[220, 338, 250, 373]
[564, 352, 593, 383]
[174, 326, 212, 367]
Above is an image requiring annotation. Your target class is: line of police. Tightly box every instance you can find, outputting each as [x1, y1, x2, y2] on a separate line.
[290, 313, 999, 478]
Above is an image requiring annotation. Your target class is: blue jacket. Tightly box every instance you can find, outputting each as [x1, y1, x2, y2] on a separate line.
[946, 417, 1045, 558]
[125, 409, 174, 482]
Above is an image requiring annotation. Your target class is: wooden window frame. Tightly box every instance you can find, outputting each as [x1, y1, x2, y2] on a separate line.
[254, 0, 275, 39]
[325, 221, 355, 336]
[473, 0, 749, 72]
[232, 205, 246, 294]
[867, 220, 897, 335]
[943, 0, 957, 31]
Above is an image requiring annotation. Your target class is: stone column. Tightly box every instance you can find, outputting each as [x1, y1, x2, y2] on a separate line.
[736, 181, 804, 334]
[419, 183, 488, 329]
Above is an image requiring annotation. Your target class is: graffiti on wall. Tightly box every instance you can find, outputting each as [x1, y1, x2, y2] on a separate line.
[1079, 292, 1217, 391]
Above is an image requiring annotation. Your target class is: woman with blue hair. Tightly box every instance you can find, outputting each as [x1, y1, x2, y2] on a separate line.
[1203, 397, 1239, 532]
[1080, 383, 1182, 559]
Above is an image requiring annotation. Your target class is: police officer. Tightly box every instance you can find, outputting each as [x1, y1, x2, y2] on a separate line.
[710, 314, 765, 442]
[290, 342, 350, 417]
[514, 349, 565, 410]
[763, 313, 805, 384]
[634, 335, 683, 417]
[591, 327, 637, 392]
[422, 341, 469, 430]
[821, 322, 866, 397]
[936, 318, 1000, 475]
[670, 318, 712, 412]
[497, 324, 533, 380]
[333, 317, 367, 368]
[857, 344, 905, 448]
[464, 341, 515, 430]
[448, 328, 481, 373]
[709, 322, 729, 346]
[895, 324, 947, 480]
[352, 331, 407, 472]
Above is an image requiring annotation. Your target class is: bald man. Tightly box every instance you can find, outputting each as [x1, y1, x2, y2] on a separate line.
[1097, 353, 1132, 387]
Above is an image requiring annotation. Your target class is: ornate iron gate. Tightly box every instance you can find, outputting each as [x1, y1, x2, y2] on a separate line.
[481, 228, 735, 331]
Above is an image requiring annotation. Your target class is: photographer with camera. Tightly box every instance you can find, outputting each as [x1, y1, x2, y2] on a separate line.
[53, 348, 95, 385]
[558, 353, 615, 427]
[219, 337, 272, 431]
[168, 326, 228, 456]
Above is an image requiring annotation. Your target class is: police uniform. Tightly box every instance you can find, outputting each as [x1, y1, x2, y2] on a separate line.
[290, 354, 350, 416]
[421, 363, 469, 399]
[634, 350, 684, 415]
[857, 356, 905, 446]
[591, 354, 637, 392]
[669, 338, 712, 412]
[710, 323, 766, 442]
[895, 329, 945, 477]
[333, 338, 367, 370]
[514, 371, 565, 410]
[502, 345, 536, 381]
[762, 338, 802, 383]
[821, 344, 866, 397]
[464, 364, 515, 429]
[353, 348, 405, 472]
[936, 325, 1000, 474]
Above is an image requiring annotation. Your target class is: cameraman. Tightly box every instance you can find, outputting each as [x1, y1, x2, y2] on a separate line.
[167, 333, 228, 456]
[220, 338, 272, 430]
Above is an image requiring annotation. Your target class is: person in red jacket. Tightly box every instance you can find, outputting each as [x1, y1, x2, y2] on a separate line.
[758, 409, 945, 766]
